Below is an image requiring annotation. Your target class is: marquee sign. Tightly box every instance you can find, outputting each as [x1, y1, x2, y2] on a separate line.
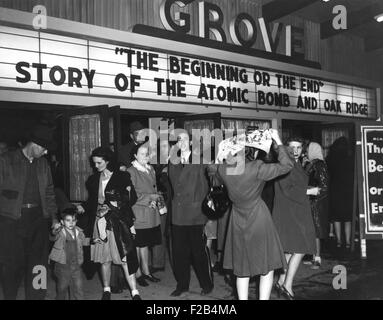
[0, 26, 378, 119]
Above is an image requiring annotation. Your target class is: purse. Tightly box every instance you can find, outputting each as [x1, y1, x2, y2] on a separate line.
[202, 175, 231, 220]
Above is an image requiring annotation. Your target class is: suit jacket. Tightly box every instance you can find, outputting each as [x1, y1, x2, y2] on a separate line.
[0, 149, 57, 221]
[84, 171, 137, 237]
[168, 156, 210, 226]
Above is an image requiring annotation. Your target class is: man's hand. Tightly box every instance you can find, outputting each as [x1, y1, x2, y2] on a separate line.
[76, 204, 85, 215]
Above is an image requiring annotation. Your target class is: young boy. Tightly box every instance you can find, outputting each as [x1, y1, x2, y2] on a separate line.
[49, 208, 89, 300]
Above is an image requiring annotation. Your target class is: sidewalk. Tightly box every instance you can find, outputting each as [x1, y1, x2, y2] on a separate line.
[1, 240, 382, 300]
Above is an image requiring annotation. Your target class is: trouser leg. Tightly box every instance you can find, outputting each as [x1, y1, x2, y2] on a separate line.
[24, 218, 49, 300]
[0, 217, 24, 300]
[171, 225, 191, 291]
[190, 225, 213, 290]
[54, 263, 70, 300]
[70, 265, 84, 300]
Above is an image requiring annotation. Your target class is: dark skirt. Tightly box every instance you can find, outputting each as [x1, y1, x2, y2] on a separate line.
[135, 225, 162, 248]
[310, 197, 329, 239]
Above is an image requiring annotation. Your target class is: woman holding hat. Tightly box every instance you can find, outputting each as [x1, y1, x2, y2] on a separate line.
[216, 129, 294, 300]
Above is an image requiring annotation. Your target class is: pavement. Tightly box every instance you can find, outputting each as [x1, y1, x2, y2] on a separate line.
[1, 239, 383, 300]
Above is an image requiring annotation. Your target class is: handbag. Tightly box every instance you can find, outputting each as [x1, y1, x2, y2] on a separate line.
[202, 175, 231, 220]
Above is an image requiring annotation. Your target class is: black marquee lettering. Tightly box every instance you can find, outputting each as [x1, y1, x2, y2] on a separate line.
[169, 56, 180, 74]
[49, 66, 66, 86]
[115, 73, 129, 92]
[177, 80, 186, 97]
[198, 83, 209, 100]
[16, 62, 31, 83]
[68, 67, 82, 88]
[32, 63, 47, 85]
[154, 78, 165, 95]
[83, 69, 96, 89]
[216, 86, 226, 101]
[130, 74, 141, 93]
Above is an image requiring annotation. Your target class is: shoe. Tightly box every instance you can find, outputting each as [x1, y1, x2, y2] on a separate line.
[111, 286, 123, 294]
[212, 261, 223, 273]
[170, 288, 188, 297]
[101, 291, 111, 300]
[136, 276, 149, 287]
[281, 286, 294, 300]
[311, 257, 321, 270]
[150, 267, 165, 274]
[201, 286, 214, 296]
[336, 243, 342, 249]
[132, 294, 142, 300]
[274, 282, 283, 298]
[302, 255, 314, 265]
[345, 244, 351, 250]
[143, 273, 161, 283]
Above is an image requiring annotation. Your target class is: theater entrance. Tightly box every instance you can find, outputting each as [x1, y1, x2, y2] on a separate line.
[282, 118, 358, 251]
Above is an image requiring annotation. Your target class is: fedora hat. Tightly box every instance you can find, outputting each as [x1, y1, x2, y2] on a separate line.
[30, 124, 57, 151]
[129, 121, 145, 134]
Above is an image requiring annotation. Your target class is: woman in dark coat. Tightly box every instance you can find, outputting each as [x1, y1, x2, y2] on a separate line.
[326, 137, 353, 249]
[273, 138, 317, 299]
[79, 147, 141, 300]
[217, 129, 294, 300]
[305, 142, 329, 268]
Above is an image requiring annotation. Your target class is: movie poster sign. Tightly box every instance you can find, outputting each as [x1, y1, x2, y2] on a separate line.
[361, 126, 383, 235]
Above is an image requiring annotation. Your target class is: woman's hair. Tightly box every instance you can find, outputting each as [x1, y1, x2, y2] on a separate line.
[131, 142, 149, 158]
[286, 136, 304, 146]
[91, 147, 116, 171]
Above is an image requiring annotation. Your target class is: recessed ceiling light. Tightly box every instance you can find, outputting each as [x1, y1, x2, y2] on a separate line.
[375, 14, 383, 23]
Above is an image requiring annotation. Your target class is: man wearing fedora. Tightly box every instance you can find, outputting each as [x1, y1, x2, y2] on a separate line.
[0, 124, 58, 300]
[119, 121, 146, 169]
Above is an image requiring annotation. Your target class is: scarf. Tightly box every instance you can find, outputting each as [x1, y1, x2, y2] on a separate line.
[307, 142, 324, 161]
[132, 160, 152, 174]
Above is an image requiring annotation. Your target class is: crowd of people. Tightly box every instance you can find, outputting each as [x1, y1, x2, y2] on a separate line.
[0, 121, 354, 300]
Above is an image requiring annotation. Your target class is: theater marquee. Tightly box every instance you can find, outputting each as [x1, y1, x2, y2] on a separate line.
[0, 26, 378, 119]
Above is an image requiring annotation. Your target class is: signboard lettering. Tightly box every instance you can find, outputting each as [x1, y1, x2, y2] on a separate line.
[0, 26, 377, 119]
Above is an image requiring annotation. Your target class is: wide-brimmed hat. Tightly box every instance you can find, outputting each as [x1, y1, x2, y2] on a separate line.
[129, 121, 145, 134]
[30, 124, 57, 151]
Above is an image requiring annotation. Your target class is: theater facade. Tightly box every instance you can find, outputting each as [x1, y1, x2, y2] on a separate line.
[0, 1, 382, 246]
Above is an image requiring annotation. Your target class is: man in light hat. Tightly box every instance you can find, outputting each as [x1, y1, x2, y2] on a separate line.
[0, 124, 58, 300]
[119, 121, 146, 169]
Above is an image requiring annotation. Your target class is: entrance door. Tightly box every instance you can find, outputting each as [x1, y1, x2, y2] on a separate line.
[63, 105, 115, 202]
[109, 105, 122, 157]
